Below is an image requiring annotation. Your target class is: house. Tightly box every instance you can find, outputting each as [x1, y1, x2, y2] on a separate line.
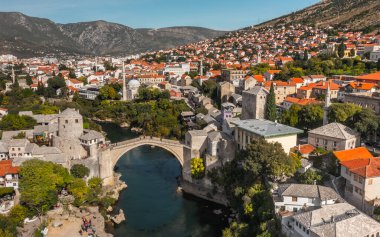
[263, 81, 297, 104]
[274, 183, 340, 214]
[232, 119, 303, 154]
[311, 80, 340, 99]
[290, 203, 380, 237]
[0, 108, 8, 118]
[66, 79, 84, 89]
[297, 83, 316, 99]
[355, 72, 380, 84]
[282, 97, 319, 110]
[0, 160, 19, 189]
[308, 122, 360, 151]
[334, 147, 380, 214]
[264, 70, 281, 81]
[292, 144, 315, 158]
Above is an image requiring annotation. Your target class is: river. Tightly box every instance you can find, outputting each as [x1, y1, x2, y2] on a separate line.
[99, 122, 228, 237]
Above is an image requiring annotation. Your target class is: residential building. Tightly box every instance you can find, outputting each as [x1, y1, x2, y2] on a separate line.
[263, 81, 297, 104]
[221, 69, 249, 82]
[308, 122, 360, 151]
[232, 119, 302, 154]
[291, 203, 380, 237]
[0, 160, 19, 189]
[274, 183, 340, 214]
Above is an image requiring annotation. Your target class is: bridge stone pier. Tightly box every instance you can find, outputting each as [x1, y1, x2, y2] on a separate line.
[98, 136, 188, 186]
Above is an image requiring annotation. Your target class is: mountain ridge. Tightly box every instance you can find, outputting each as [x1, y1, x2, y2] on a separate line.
[0, 12, 226, 57]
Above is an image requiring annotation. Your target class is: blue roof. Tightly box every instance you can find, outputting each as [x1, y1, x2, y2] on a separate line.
[232, 119, 303, 138]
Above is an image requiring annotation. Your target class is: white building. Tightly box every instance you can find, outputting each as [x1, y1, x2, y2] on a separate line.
[0, 160, 19, 189]
[232, 119, 303, 154]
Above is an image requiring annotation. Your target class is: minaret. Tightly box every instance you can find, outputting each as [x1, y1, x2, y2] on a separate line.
[323, 80, 331, 125]
[257, 51, 262, 64]
[199, 59, 203, 87]
[11, 66, 15, 84]
[122, 61, 127, 101]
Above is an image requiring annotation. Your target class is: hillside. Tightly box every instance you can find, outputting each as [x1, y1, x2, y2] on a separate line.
[0, 12, 226, 57]
[255, 0, 380, 32]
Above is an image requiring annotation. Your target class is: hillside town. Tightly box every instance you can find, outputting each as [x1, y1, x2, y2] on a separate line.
[0, 22, 380, 237]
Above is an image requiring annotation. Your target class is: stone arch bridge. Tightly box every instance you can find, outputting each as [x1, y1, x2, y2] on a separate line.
[97, 136, 187, 185]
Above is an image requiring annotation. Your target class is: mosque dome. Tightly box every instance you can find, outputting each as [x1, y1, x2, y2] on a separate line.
[128, 79, 140, 89]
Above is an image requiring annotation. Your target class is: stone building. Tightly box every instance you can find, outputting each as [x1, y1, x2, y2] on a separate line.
[232, 119, 302, 154]
[217, 81, 235, 103]
[344, 92, 380, 114]
[308, 122, 360, 151]
[53, 108, 88, 159]
[241, 86, 269, 120]
[221, 69, 249, 82]
[263, 81, 297, 104]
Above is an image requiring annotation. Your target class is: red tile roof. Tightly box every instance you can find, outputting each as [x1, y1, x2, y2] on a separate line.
[334, 147, 374, 162]
[355, 72, 380, 81]
[0, 160, 19, 177]
[294, 144, 315, 155]
[340, 158, 380, 178]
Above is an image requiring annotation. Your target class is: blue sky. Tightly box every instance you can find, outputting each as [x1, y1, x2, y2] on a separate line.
[1, 0, 320, 30]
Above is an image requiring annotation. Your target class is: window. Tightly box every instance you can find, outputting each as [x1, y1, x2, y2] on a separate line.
[75, 119, 79, 123]
[65, 120, 68, 124]
[292, 197, 298, 202]
[293, 207, 297, 212]
[359, 177, 363, 184]
[354, 174, 358, 182]
[333, 141, 337, 147]
[369, 179, 374, 185]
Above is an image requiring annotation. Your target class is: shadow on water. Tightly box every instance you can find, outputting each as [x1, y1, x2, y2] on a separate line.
[98, 122, 229, 237]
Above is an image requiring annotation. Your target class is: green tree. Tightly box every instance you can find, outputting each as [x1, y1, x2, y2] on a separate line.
[0, 114, 37, 131]
[86, 177, 102, 203]
[19, 159, 72, 217]
[99, 84, 119, 100]
[265, 83, 276, 122]
[190, 158, 205, 179]
[70, 164, 90, 178]
[281, 104, 301, 127]
[296, 169, 323, 185]
[337, 42, 346, 58]
[328, 103, 362, 123]
[26, 75, 33, 86]
[298, 104, 324, 130]
[68, 178, 89, 206]
[353, 108, 379, 141]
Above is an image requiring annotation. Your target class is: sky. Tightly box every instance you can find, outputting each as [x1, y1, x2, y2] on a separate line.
[1, 0, 320, 30]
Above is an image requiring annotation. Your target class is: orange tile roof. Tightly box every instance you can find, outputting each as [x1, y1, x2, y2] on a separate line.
[340, 158, 380, 178]
[284, 97, 319, 106]
[0, 160, 19, 177]
[348, 82, 377, 90]
[356, 72, 380, 81]
[333, 147, 374, 162]
[299, 83, 317, 91]
[266, 70, 281, 74]
[253, 74, 265, 82]
[264, 80, 296, 87]
[294, 144, 315, 155]
[290, 77, 304, 83]
[314, 80, 340, 90]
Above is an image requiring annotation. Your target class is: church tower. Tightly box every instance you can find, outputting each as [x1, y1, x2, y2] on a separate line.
[323, 80, 331, 125]
[122, 61, 127, 101]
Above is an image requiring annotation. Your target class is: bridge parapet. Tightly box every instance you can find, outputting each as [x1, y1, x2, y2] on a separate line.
[109, 136, 183, 149]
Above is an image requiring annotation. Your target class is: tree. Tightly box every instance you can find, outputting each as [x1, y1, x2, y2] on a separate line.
[99, 85, 119, 100]
[337, 42, 346, 58]
[328, 103, 362, 124]
[86, 177, 102, 203]
[281, 104, 301, 127]
[296, 169, 323, 185]
[377, 59, 380, 71]
[26, 75, 33, 86]
[0, 114, 37, 131]
[19, 159, 72, 217]
[298, 104, 324, 130]
[303, 50, 309, 61]
[70, 164, 90, 178]
[68, 178, 89, 206]
[265, 83, 276, 122]
[353, 108, 379, 141]
[190, 158, 205, 179]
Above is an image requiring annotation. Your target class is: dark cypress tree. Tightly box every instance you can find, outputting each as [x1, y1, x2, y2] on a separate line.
[265, 83, 277, 122]
[337, 42, 346, 58]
